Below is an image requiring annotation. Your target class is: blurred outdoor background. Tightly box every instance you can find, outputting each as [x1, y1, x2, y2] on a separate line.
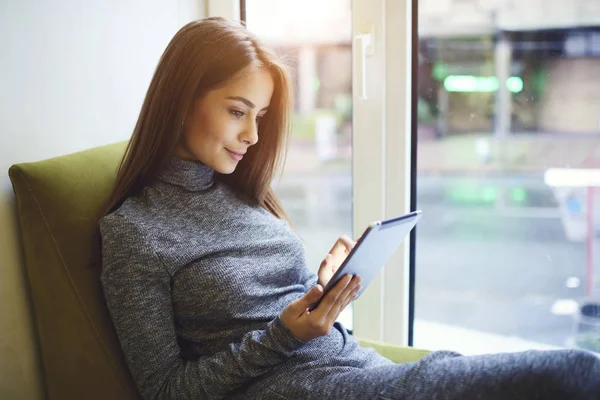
[245, 0, 600, 355]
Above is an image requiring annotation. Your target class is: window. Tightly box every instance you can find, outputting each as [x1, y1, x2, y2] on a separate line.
[232, 0, 600, 352]
[415, 0, 600, 355]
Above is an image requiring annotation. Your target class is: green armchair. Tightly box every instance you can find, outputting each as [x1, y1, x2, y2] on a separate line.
[8, 142, 429, 400]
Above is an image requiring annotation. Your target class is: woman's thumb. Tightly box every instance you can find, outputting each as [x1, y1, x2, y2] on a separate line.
[308, 285, 323, 300]
[291, 285, 323, 312]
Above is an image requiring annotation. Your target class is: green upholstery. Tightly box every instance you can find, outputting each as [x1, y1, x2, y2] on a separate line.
[357, 338, 430, 364]
[9, 142, 429, 399]
[9, 142, 140, 400]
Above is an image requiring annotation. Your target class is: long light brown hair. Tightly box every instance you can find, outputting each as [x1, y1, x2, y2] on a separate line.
[100, 17, 293, 222]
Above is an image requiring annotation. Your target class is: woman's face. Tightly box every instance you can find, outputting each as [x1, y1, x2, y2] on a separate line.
[175, 66, 274, 174]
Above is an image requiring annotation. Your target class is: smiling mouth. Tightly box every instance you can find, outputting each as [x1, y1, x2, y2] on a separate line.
[226, 148, 245, 161]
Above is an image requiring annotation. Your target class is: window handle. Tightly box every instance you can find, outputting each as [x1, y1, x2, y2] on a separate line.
[353, 29, 374, 100]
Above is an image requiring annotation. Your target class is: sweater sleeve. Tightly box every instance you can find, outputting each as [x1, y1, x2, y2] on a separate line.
[100, 214, 307, 400]
[302, 267, 319, 291]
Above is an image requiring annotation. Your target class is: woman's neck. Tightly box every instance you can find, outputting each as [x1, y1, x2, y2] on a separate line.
[157, 156, 215, 191]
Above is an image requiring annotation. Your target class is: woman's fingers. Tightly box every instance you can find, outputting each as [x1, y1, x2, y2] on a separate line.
[337, 235, 355, 253]
[340, 286, 359, 310]
[322, 236, 356, 285]
[319, 254, 329, 269]
[318, 254, 336, 286]
[328, 235, 356, 259]
[322, 275, 361, 325]
[312, 274, 352, 318]
[306, 274, 362, 340]
[334, 277, 361, 317]
[320, 254, 336, 271]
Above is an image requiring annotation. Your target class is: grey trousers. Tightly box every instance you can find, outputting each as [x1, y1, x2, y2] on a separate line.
[311, 349, 600, 400]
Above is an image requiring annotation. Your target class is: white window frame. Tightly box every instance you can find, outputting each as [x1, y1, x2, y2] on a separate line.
[351, 0, 413, 346]
[218, 0, 415, 346]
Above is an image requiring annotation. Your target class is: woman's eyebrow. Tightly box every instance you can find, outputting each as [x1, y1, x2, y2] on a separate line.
[226, 96, 268, 111]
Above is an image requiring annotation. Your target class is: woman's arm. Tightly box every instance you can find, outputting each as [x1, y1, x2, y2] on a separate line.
[100, 215, 306, 400]
[302, 267, 319, 290]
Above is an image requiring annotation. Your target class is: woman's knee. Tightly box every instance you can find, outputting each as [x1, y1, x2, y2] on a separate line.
[569, 349, 600, 377]
[482, 350, 599, 399]
[541, 349, 600, 396]
[561, 349, 599, 373]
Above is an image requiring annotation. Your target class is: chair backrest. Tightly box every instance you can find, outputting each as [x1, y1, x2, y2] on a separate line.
[9, 142, 141, 400]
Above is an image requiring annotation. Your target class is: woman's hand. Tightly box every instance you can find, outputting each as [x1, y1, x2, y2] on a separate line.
[318, 235, 356, 288]
[280, 274, 362, 342]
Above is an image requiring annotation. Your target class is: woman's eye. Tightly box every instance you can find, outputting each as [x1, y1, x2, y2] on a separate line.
[230, 109, 245, 119]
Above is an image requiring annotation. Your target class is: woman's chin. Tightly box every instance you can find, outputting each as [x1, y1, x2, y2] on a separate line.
[214, 162, 238, 175]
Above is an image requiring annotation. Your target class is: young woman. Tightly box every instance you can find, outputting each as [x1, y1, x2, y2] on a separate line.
[100, 17, 600, 400]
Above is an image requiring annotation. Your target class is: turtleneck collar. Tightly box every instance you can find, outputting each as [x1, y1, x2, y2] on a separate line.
[157, 157, 215, 191]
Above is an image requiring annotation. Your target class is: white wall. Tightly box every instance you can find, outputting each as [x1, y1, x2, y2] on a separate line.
[0, 1, 205, 398]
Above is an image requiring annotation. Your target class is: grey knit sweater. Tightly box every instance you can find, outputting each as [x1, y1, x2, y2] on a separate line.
[100, 157, 392, 400]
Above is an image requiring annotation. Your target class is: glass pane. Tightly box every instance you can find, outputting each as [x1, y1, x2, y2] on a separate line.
[245, 0, 354, 330]
[415, 0, 600, 355]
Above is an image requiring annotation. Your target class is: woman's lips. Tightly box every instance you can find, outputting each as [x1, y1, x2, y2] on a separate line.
[226, 148, 245, 161]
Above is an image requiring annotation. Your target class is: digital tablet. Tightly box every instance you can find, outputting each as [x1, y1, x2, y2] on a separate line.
[308, 210, 422, 312]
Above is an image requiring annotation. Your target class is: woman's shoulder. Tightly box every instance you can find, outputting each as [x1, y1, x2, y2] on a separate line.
[99, 194, 168, 277]
[99, 194, 157, 246]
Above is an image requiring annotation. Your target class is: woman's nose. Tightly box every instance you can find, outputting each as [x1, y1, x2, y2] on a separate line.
[240, 121, 259, 145]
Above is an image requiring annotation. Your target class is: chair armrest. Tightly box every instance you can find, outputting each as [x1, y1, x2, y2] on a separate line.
[357, 337, 430, 364]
